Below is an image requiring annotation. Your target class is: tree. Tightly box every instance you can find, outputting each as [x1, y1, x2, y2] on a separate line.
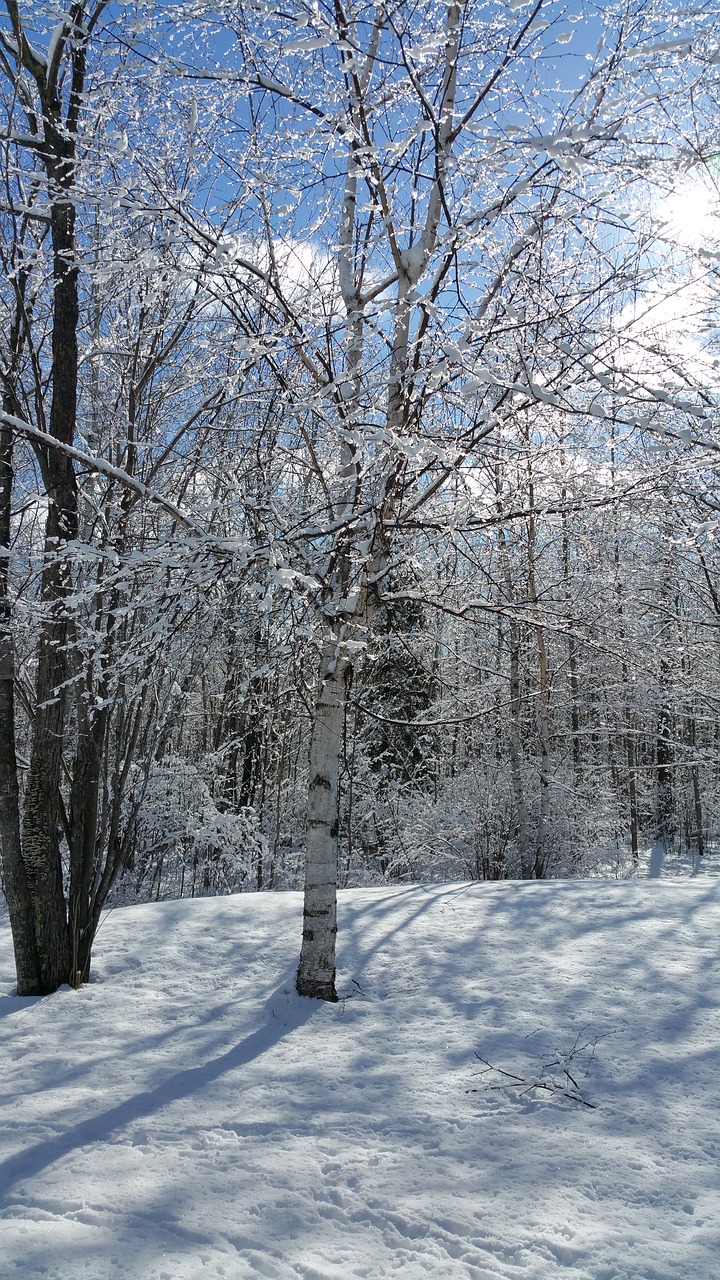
[222, 0, 720, 996]
[0, 0, 254, 991]
[2, 0, 719, 1007]
[0, 0, 112, 992]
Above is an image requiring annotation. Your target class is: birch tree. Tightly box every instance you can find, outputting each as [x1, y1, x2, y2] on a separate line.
[219, 0, 718, 997]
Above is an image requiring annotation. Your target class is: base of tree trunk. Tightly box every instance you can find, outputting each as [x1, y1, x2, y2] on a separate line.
[295, 969, 339, 1002]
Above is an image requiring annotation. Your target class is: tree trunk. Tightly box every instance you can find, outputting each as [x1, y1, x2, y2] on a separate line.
[19, 155, 81, 992]
[67, 704, 109, 985]
[296, 638, 349, 1001]
[533, 623, 551, 880]
[527, 483, 550, 879]
[0, 405, 41, 993]
[560, 491, 581, 788]
[655, 692, 674, 848]
[3, 5, 102, 993]
[507, 613, 533, 880]
[496, 470, 533, 879]
[626, 729, 639, 864]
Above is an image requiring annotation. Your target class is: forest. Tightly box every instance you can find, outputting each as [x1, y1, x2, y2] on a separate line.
[1, 0, 720, 999]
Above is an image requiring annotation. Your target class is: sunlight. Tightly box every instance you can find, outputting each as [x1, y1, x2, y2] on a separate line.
[660, 170, 720, 248]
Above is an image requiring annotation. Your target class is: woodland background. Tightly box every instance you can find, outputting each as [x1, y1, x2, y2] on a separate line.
[1, 0, 720, 993]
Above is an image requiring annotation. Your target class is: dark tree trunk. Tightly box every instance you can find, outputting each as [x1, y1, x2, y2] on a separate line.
[68, 704, 109, 984]
[688, 717, 704, 857]
[20, 180, 79, 991]
[3, 10, 92, 991]
[0, 398, 41, 993]
[655, 692, 675, 848]
[626, 730, 639, 864]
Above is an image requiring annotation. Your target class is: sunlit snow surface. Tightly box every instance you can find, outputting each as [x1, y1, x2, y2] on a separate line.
[1, 879, 719, 1279]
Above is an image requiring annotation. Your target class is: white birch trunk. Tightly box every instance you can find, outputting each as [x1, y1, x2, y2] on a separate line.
[296, 1, 461, 998]
[296, 639, 350, 1000]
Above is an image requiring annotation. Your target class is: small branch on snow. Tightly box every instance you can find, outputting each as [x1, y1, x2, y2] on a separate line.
[467, 1033, 607, 1109]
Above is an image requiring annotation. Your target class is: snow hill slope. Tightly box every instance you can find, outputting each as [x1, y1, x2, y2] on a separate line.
[1, 880, 719, 1280]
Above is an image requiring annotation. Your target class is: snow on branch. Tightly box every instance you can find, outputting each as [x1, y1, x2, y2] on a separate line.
[1, 410, 204, 536]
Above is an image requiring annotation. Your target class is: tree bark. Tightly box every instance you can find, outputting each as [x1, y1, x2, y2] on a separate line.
[0, 3, 100, 992]
[526, 478, 550, 879]
[626, 728, 639, 864]
[296, 638, 349, 1000]
[0, 401, 41, 993]
[508, 612, 533, 880]
[19, 138, 81, 990]
[67, 704, 108, 984]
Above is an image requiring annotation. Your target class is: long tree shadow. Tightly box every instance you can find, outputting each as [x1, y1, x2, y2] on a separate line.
[0, 994, 43, 1020]
[0, 978, 315, 1204]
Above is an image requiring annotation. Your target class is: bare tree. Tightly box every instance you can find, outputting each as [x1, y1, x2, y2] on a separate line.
[227, 0, 713, 995]
[0, 0, 113, 992]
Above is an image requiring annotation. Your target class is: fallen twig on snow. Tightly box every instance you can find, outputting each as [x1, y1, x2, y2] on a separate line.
[467, 1028, 608, 1109]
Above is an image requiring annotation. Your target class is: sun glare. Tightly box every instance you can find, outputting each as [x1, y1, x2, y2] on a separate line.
[661, 171, 720, 248]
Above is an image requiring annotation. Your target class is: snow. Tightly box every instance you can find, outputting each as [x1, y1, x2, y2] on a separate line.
[1, 879, 719, 1279]
[46, 21, 67, 74]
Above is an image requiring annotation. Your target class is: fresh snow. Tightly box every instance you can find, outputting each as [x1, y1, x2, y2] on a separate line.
[1, 879, 719, 1279]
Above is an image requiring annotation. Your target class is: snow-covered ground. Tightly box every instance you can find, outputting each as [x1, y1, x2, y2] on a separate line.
[1, 879, 719, 1279]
